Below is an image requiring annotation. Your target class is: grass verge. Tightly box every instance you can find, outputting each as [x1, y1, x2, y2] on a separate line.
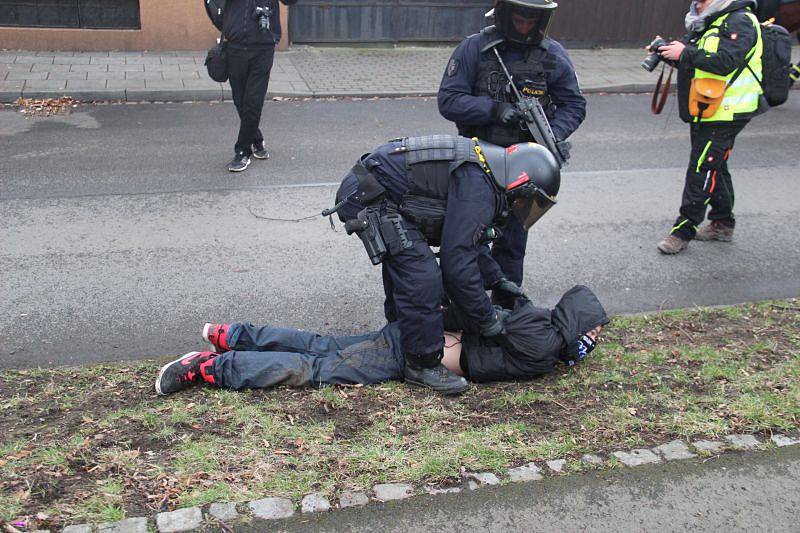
[1, 299, 798, 530]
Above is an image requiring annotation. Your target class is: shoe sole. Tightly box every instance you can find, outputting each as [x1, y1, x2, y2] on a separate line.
[695, 235, 733, 242]
[227, 159, 251, 172]
[405, 378, 469, 395]
[155, 351, 200, 395]
[657, 244, 688, 255]
[252, 153, 270, 160]
[202, 323, 217, 352]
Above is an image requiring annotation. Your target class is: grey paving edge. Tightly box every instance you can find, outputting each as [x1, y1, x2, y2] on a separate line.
[156, 507, 203, 532]
[48, 432, 799, 532]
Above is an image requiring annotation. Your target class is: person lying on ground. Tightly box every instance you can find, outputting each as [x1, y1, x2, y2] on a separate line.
[154, 285, 609, 395]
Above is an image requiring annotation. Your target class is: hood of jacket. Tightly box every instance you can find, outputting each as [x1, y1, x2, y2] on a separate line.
[549, 285, 610, 358]
[685, 0, 757, 32]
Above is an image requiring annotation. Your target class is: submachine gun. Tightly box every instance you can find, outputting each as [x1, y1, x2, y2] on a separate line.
[492, 47, 570, 168]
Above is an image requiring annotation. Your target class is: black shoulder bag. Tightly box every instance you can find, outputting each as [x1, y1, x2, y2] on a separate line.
[205, 32, 228, 83]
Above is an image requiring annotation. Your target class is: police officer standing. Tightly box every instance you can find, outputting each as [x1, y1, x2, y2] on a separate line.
[330, 135, 561, 394]
[438, 0, 586, 306]
[656, 0, 766, 254]
[222, 0, 297, 172]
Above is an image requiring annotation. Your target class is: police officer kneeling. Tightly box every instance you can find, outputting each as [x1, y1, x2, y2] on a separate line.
[328, 135, 560, 394]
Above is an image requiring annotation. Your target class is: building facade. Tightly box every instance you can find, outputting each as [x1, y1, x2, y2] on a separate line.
[0, 0, 684, 51]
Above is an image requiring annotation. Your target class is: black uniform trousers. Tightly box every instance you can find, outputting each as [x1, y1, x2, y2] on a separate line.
[227, 44, 275, 156]
[335, 172, 445, 368]
[671, 120, 748, 240]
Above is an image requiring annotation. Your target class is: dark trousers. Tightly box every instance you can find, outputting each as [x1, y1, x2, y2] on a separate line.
[491, 215, 527, 285]
[335, 172, 445, 367]
[211, 322, 405, 390]
[227, 45, 275, 156]
[671, 121, 748, 240]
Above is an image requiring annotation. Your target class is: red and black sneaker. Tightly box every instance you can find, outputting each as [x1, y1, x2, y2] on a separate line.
[155, 351, 217, 395]
[202, 323, 231, 352]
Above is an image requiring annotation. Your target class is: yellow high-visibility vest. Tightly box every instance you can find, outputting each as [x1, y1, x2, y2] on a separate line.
[694, 10, 763, 122]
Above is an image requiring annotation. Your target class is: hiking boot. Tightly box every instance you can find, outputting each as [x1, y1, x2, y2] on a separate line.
[404, 363, 469, 395]
[695, 221, 734, 242]
[155, 351, 217, 395]
[227, 152, 251, 172]
[202, 323, 231, 352]
[657, 234, 690, 255]
[252, 142, 270, 160]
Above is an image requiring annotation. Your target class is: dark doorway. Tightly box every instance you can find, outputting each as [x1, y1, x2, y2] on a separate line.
[0, 0, 142, 29]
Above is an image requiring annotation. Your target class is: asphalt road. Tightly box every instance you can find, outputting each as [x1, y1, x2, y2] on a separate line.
[253, 445, 800, 533]
[1, 95, 799, 368]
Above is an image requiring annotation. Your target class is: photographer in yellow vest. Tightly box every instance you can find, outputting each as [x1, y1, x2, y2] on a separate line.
[655, 0, 767, 255]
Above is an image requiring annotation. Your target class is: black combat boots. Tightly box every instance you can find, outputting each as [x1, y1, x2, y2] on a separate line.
[404, 363, 469, 395]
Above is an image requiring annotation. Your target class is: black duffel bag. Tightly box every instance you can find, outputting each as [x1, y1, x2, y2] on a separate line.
[205, 33, 228, 83]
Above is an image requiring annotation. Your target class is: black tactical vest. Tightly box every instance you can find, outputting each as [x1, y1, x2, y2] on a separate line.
[389, 135, 496, 246]
[459, 28, 557, 147]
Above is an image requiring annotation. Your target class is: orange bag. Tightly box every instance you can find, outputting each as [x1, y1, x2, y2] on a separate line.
[689, 77, 726, 118]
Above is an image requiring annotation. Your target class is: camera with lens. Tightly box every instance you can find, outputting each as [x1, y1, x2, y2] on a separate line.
[641, 37, 670, 72]
[253, 5, 272, 34]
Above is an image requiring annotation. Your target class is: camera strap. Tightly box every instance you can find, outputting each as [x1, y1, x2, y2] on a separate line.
[651, 64, 673, 115]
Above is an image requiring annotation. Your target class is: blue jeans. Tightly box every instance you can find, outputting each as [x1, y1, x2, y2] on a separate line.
[211, 322, 405, 390]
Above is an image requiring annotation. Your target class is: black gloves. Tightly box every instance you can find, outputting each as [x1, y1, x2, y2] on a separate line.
[480, 309, 507, 338]
[492, 278, 528, 301]
[492, 102, 523, 125]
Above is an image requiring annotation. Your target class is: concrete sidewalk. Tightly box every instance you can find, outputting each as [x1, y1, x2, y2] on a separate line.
[2, 46, 799, 103]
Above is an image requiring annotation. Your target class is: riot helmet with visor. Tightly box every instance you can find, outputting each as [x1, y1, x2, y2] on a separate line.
[476, 140, 560, 230]
[494, 0, 558, 45]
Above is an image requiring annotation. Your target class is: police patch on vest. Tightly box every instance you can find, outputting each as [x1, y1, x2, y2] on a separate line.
[447, 59, 460, 77]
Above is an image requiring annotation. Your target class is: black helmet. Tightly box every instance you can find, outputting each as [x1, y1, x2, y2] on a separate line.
[494, 0, 558, 45]
[477, 139, 560, 230]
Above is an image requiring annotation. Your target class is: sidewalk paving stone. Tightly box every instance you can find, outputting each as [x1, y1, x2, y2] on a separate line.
[771, 434, 800, 447]
[301, 492, 331, 513]
[69, 64, 109, 72]
[98, 517, 148, 533]
[249, 497, 295, 519]
[156, 507, 203, 532]
[581, 454, 604, 466]
[4, 63, 34, 72]
[613, 449, 661, 467]
[339, 490, 370, 508]
[209, 502, 239, 521]
[692, 440, 725, 454]
[24, 79, 68, 91]
[373, 483, 414, 501]
[7, 71, 47, 81]
[507, 463, 544, 482]
[653, 440, 697, 461]
[125, 71, 164, 81]
[725, 434, 760, 450]
[0, 80, 24, 99]
[62, 525, 92, 533]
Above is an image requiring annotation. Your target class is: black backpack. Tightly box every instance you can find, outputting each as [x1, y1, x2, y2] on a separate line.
[749, 23, 793, 107]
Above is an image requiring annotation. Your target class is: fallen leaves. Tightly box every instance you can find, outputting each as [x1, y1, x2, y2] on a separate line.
[15, 97, 76, 117]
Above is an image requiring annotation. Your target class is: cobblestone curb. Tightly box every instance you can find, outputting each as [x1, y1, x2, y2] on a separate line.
[48, 431, 795, 532]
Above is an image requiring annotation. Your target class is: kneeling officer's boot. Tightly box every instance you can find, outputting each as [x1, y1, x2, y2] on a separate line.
[404, 362, 468, 395]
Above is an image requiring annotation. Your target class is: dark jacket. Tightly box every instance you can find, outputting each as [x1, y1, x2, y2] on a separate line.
[444, 285, 609, 382]
[362, 141, 505, 328]
[223, 0, 297, 48]
[437, 32, 586, 142]
[677, 0, 767, 122]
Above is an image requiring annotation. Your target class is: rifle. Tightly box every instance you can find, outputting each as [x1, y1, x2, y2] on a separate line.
[492, 47, 570, 168]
